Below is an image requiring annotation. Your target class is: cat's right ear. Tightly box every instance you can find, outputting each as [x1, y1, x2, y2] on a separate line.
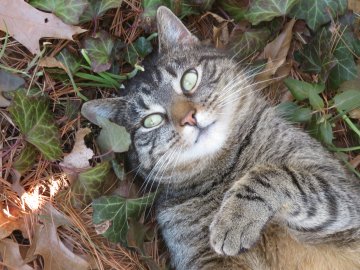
[81, 98, 126, 126]
[156, 6, 198, 52]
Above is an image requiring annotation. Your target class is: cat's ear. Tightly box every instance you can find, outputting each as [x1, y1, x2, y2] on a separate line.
[81, 98, 126, 126]
[156, 6, 198, 52]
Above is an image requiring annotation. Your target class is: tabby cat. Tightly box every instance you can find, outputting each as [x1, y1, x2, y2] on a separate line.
[82, 7, 360, 270]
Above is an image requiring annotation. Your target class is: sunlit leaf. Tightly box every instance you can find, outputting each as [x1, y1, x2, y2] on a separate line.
[308, 90, 324, 110]
[9, 91, 62, 160]
[13, 143, 38, 174]
[290, 0, 347, 30]
[92, 193, 156, 244]
[72, 161, 117, 205]
[245, 0, 299, 25]
[29, 0, 88, 25]
[84, 31, 114, 72]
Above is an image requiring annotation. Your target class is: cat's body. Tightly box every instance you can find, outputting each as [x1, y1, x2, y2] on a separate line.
[82, 7, 360, 270]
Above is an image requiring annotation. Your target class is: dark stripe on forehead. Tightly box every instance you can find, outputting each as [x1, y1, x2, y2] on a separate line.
[138, 96, 149, 110]
[198, 55, 224, 64]
[165, 66, 178, 78]
[153, 68, 163, 82]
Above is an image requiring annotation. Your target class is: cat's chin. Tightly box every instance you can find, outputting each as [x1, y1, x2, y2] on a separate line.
[180, 121, 229, 162]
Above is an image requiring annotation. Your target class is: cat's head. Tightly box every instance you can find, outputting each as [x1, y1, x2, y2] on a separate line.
[82, 7, 253, 186]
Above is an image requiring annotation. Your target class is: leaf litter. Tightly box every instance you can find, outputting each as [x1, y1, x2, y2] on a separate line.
[0, 0, 359, 269]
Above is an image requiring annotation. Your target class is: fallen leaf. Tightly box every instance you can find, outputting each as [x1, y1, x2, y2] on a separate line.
[350, 155, 360, 168]
[255, 19, 295, 89]
[60, 128, 93, 170]
[0, 69, 25, 107]
[0, 239, 33, 270]
[29, 0, 88, 25]
[0, 0, 86, 54]
[38, 57, 67, 72]
[26, 206, 89, 270]
[9, 90, 62, 160]
[349, 0, 360, 13]
[0, 204, 27, 240]
[92, 193, 156, 244]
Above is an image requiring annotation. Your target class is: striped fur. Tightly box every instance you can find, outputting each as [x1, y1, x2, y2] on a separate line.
[82, 7, 360, 270]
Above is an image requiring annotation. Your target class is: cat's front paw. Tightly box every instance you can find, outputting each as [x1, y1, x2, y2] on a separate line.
[209, 198, 270, 256]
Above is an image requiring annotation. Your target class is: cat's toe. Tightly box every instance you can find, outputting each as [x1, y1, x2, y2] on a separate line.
[210, 214, 262, 256]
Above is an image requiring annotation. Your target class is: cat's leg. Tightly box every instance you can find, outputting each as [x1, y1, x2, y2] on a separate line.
[209, 164, 360, 256]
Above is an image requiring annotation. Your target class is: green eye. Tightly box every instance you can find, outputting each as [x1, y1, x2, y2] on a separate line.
[181, 69, 198, 93]
[143, 113, 164, 128]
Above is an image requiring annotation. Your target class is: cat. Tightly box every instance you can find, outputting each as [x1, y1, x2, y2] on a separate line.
[82, 6, 360, 270]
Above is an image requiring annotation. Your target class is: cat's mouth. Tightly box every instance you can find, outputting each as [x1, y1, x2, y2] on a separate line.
[194, 121, 216, 144]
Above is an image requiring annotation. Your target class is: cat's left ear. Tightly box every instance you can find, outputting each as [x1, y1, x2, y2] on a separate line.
[156, 6, 198, 52]
[81, 98, 127, 126]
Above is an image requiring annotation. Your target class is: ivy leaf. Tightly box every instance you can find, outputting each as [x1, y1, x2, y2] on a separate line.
[276, 102, 312, 123]
[9, 91, 62, 160]
[56, 48, 82, 74]
[14, 143, 38, 174]
[125, 36, 153, 66]
[328, 37, 357, 88]
[245, 0, 299, 25]
[308, 90, 324, 110]
[84, 31, 114, 73]
[284, 78, 325, 101]
[220, 0, 248, 21]
[96, 116, 131, 154]
[319, 121, 334, 145]
[72, 162, 117, 205]
[290, 0, 347, 30]
[29, 0, 88, 25]
[229, 28, 271, 58]
[333, 90, 360, 113]
[92, 193, 156, 244]
[80, 0, 122, 22]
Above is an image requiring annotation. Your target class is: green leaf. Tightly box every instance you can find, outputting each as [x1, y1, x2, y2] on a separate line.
[80, 0, 122, 22]
[72, 162, 117, 205]
[333, 90, 360, 112]
[230, 28, 271, 58]
[284, 78, 325, 101]
[13, 143, 38, 174]
[245, 0, 299, 25]
[0, 69, 25, 107]
[308, 91, 324, 110]
[92, 193, 156, 243]
[319, 121, 334, 145]
[84, 32, 114, 73]
[125, 37, 153, 66]
[220, 0, 248, 21]
[328, 37, 358, 88]
[29, 0, 88, 25]
[276, 102, 312, 123]
[96, 116, 131, 154]
[9, 91, 62, 160]
[56, 48, 82, 74]
[290, 0, 347, 30]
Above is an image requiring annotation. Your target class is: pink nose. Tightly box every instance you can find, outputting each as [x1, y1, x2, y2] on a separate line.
[180, 110, 197, 126]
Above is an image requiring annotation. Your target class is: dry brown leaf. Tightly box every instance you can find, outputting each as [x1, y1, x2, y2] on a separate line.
[39, 57, 67, 72]
[0, 239, 34, 270]
[350, 155, 360, 168]
[349, 0, 360, 13]
[60, 128, 93, 170]
[26, 204, 89, 270]
[0, 0, 86, 54]
[255, 19, 295, 90]
[0, 204, 27, 240]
